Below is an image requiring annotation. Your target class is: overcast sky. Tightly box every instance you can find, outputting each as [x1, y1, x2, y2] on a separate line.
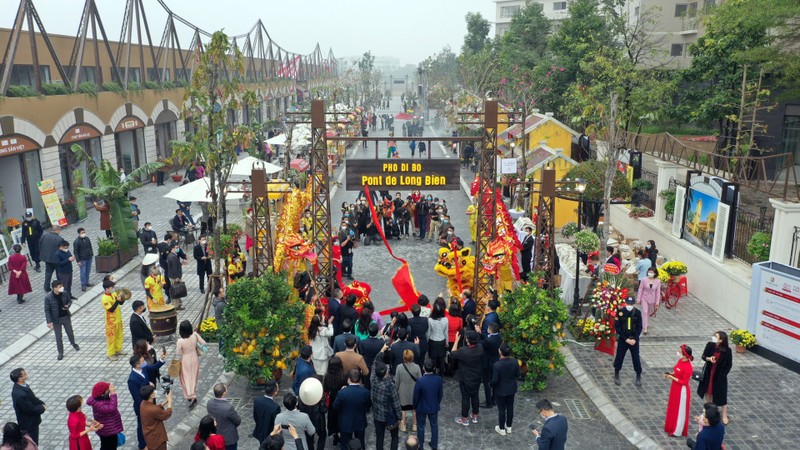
[29, 0, 495, 66]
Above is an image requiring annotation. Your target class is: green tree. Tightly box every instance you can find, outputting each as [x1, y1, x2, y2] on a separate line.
[171, 31, 255, 282]
[462, 12, 491, 55]
[357, 51, 376, 105]
[497, 2, 550, 72]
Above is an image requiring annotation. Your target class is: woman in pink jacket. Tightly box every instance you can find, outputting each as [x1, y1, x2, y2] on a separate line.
[637, 267, 661, 335]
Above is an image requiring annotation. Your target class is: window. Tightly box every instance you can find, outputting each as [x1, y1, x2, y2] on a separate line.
[174, 69, 191, 82]
[64, 66, 97, 84]
[554, 1, 567, 11]
[112, 68, 141, 83]
[688, 2, 698, 16]
[9, 65, 51, 87]
[147, 68, 170, 81]
[704, 0, 716, 7]
[675, 4, 688, 16]
[671, 44, 684, 57]
[781, 114, 800, 161]
[500, 5, 521, 17]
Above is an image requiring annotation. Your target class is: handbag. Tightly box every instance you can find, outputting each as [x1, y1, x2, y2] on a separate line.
[402, 362, 418, 382]
[169, 281, 187, 299]
[692, 361, 707, 382]
[116, 432, 126, 447]
[196, 338, 209, 357]
[167, 357, 182, 377]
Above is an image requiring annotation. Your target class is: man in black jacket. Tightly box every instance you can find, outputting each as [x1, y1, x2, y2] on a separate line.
[386, 328, 420, 376]
[10, 367, 46, 445]
[358, 323, 385, 369]
[480, 322, 502, 409]
[193, 235, 212, 294]
[44, 280, 79, 360]
[520, 226, 534, 281]
[408, 305, 429, 367]
[451, 330, 484, 426]
[21, 212, 43, 272]
[139, 222, 158, 254]
[73, 227, 94, 292]
[491, 344, 520, 436]
[339, 295, 359, 330]
[614, 297, 643, 386]
[253, 380, 281, 444]
[39, 224, 63, 292]
[129, 300, 154, 348]
[166, 243, 184, 310]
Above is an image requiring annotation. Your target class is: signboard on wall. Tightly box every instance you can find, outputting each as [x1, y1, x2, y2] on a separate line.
[345, 159, 461, 191]
[0, 135, 39, 157]
[115, 116, 145, 133]
[60, 125, 102, 144]
[37, 179, 67, 227]
[749, 262, 800, 364]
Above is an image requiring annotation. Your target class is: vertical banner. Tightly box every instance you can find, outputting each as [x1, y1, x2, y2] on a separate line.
[37, 179, 67, 227]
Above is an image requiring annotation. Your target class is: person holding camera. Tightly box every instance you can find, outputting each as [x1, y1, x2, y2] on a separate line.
[139, 385, 173, 450]
[337, 221, 355, 280]
[274, 393, 315, 450]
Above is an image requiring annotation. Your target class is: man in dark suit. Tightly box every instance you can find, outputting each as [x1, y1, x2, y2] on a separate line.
[339, 295, 359, 329]
[291, 346, 316, 396]
[413, 360, 443, 450]
[139, 222, 158, 254]
[252, 380, 281, 444]
[166, 242, 184, 310]
[127, 354, 152, 449]
[520, 226, 534, 281]
[480, 298, 501, 338]
[491, 344, 520, 436]
[480, 322, 502, 408]
[357, 323, 385, 368]
[21, 212, 43, 272]
[614, 297, 643, 387]
[532, 399, 568, 450]
[386, 328, 420, 376]
[193, 236, 212, 293]
[129, 300, 154, 348]
[332, 319, 360, 353]
[207, 383, 242, 450]
[461, 290, 476, 320]
[39, 224, 63, 291]
[328, 289, 343, 336]
[332, 369, 371, 450]
[10, 367, 46, 445]
[408, 305, 429, 367]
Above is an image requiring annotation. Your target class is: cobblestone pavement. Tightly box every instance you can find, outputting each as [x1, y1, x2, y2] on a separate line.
[0, 179, 242, 448]
[568, 289, 800, 449]
[172, 99, 633, 449]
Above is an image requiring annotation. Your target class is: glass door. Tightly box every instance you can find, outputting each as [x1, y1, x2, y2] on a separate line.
[22, 151, 46, 224]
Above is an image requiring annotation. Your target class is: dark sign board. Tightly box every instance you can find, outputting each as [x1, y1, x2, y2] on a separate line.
[346, 159, 461, 191]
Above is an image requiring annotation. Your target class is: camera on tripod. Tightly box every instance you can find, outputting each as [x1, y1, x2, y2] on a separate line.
[161, 376, 174, 394]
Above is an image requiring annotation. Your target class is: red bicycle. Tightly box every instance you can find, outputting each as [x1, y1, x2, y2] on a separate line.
[650, 278, 684, 317]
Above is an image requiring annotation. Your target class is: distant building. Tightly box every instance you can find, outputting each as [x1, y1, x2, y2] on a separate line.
[493, 0, 569, 36]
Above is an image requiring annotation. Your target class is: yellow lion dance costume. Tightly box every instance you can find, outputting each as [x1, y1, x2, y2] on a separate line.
[480, 234, 517, 294]
[434, 246, 476, 298]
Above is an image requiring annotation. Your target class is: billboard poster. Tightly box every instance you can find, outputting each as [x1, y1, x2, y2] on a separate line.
[37, 179, 68, 227]
[749, 262, 800, 364]
[683, 175, 723, 252]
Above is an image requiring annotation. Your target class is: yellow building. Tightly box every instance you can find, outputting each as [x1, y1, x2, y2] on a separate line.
[498, 112, 579, 159]
[525, 143, 580, 228]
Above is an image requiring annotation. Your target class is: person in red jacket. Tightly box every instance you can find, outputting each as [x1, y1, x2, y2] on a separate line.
[67, 395, 102, 450]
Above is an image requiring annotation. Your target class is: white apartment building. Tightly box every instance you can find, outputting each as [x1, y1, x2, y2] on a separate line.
[493, 0, 570, 36]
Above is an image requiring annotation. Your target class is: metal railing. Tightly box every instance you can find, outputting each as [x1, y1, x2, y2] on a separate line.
[626, 132, 800, 201]
[732, 206, 773, 265]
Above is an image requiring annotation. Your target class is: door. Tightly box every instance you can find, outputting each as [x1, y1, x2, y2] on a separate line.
[0, 155, 26, 223]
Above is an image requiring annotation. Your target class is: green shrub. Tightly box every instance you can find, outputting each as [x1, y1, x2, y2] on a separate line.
[102, 82, 123, 93]
[659, 189, 677, 216]
[632, 179, 653, 192]
[97, 238, 120, 256]
[6, 85, 38, 97]
[41, 83, 71, 95]
[574, 229, 600, 254]
[747, 231, 771, 262]
[561, 222, 578, 239]
[563, 160, 632, 202]
[126, 81, 142, 91]
[220, 271, 308, 382]
[78, 82, 98, 95]
[161, 80, 176, 89]
[144, 81, 160, 90]
[498, 276, 569, 391]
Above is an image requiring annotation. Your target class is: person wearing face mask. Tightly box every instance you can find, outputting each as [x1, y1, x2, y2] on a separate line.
[613, 297, 643, 386]
[520, 226, 534, 281]
[140, 222, 158, 254]
[73, 228, 95, 293]
[531, 399, 567, 450]
[664, 345, 694, 437]
[193, 236, 212, 294]
[646, 240, 658, 268]
[416, 197, 431, 240]
[637, 267, 661, 335]
[338, 222, 355, 280]
[634, 249, 653, 293]
[697, 331, 732, 426]
[428, 206, 442, 242]
[44, 280, 80, 361]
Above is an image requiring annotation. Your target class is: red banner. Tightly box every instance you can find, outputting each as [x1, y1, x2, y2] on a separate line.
[364, 186, 420, 314]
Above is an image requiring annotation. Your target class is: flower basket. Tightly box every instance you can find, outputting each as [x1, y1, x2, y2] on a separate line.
[198, 317, 219, 342]
[628, 207, 654, 219]
[730, 329, 756, 350]
[658, 260, 688, 283]
[574, 230, 600, 255]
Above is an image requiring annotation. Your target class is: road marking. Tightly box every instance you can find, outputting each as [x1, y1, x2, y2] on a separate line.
[428, 124, 450, 158]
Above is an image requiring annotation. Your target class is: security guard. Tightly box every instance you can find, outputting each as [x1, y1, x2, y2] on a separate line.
[614, 296, 643, 386]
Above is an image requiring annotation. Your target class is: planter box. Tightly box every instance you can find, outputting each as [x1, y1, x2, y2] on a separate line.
[171, 174, 183, 182]
[95, 252, 121, 273]
[119, 247, 140, 265]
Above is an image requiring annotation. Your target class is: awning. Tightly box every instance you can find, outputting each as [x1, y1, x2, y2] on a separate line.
[290, 159, 310, 171]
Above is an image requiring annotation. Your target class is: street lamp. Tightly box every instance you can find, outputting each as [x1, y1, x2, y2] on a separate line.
[570, 179, 587, 313]
[510, 141, 516, 158]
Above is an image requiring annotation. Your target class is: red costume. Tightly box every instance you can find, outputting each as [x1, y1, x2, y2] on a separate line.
[7, 253, 32, 296]
[68, 411, 93, 450]
[194, 432, 225, 450]
[664, 350, 693, 437]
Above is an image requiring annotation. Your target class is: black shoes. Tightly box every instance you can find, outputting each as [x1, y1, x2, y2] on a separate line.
[636, 374, 642, 387]
[57, 354, 63, 361]
[73, 344, 80, 351]
[482, 402, 495, 408]
[614, 371, 621, 386]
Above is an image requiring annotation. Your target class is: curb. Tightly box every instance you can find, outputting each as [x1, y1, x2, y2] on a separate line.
[0, 256, 142, 369]
[560, 344, 663, 450]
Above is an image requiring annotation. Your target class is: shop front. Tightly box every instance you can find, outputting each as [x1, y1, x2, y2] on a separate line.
[0, 135, 46, 223]
[154, 109, 179, 159]
[58, 124, 103, 202]
[114, 116, 147, 180]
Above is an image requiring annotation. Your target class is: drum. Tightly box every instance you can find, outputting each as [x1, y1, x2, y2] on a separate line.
[149, 305, 177, 337]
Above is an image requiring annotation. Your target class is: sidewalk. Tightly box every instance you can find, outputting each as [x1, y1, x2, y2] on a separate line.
[565, 287, 800, 449]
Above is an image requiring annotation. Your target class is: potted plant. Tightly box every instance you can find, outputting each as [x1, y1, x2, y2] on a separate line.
[5, 217, 21, 233]
[61, 198, 79, 224]
[629, 206, 654, 219]
[574, 229, 600, 255]
[657, 260, 688, 283]
[219, 271, 307, 384]
[730, 329, 756, 353]
[119, 244, 139, 265]
[659, 189, 677, 219]
[497, 273, 569, 391]
[198, 317, 219, 343]
[746, 232, 771, 262]
[560, 222, 578, 239]
[95, 238, 120, 273]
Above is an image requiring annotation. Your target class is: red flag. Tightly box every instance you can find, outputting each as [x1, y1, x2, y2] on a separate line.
[363, 186, 420, 314]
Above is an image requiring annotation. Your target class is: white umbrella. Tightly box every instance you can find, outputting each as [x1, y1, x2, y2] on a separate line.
[265, 134, 286, 145]
[163, 177, 244, 203]
[230, 156, 281, 176]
